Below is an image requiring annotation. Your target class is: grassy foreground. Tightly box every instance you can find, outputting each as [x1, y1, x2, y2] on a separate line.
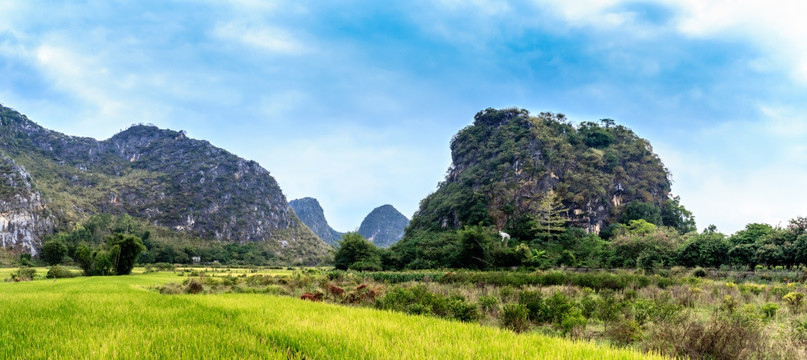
[0, 271, 669, 359]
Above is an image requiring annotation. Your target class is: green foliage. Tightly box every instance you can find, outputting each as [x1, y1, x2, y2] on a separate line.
[761, 303, 779, 320]
[609, 224, 682, 270]
[107, 233, 146, 275]
[500, 303, 530, 333]
[620, 201, 662, 226]
[676, 228, 729, 268]
[532, 191, 567, 242]
[46, 266, 78, 279]
[606, 319, 642, 345]
[8, 266, 36, 282]
[333, 232, 380, 271]
[782, 292, 804, 313]
[660, 196, 696, 234]
[457, 226, 497, 269]
[596, 291, 622, 332]
[518, 290, 546, 322]
[559, 307, 587, 337]
[375, 285, 480, 322]
[41, 239, 68, 265]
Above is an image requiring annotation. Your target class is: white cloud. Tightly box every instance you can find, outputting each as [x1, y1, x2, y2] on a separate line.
[213, 21, 309, 55]
[532, 0, 807, 84]
[435, 0, 512, 16]
[656, 101, 807, 234]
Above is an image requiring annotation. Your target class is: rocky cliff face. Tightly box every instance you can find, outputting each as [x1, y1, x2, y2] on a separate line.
[358, 205, 409, 248]
[407, 108, 672, 236]
[0, 104, 330, 262]
[289, 197, 342, 246]
[0, 154, 55, 255]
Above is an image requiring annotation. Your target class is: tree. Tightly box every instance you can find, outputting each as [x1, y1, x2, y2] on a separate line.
[620, 201, 662, 226]
[41, 240, 68, 266]
[676, 228, 729, 267]
[106, 233, 145, 275]
[661, 196, 696, 234]
[609, 223, 681, 270]
[334, 232, 380, 270]
[532, 191, 567, 242]
[75, 244, 95, 275]
[457, 226, 496, 269]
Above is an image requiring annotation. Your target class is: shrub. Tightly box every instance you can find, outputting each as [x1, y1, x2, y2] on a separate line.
[579, 294, 598, 319]
[760, 303, 779, 320]
[646, 310, 765, 360]
[155, 262, 175, 271]
[157, 283, 183, 294]
[606, 319, 642, 345]
[518, 290, 545, 322]
[721, 295, 738, 314]
[46, 266, 77, 279]
[597, 293, 622, 331]
[782, 292, 804, 313]
[186, 279, 204, 294]
[692, 267, 707, 278]
[501, 303, 530, 333]
[9, 267, 36, 282]
[559, 307, 587, 337]
[375, 285, 478, 322]
[448, 299, 481, 322]
[544, 291, 574, 326]
[478, 295, 499, 314]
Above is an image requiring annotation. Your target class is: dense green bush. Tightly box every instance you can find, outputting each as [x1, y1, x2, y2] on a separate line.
[501, 303, 530, 333]
[437, 270, 673, 291]
[9, 267, 36, 282]
[334, 232, 381, 271]
[46, 266, 78, 279]
[518, 290, 546, 322]
[41, 239, 68, 266]
[375, 285, 479, 322]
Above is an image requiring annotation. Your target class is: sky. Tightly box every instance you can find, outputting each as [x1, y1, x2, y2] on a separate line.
[1, 0, 806, 234]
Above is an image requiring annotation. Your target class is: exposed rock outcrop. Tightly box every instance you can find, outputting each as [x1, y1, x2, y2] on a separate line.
[0, 154, 55, 255]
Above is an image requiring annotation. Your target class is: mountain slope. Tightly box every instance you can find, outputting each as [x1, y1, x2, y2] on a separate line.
[406, 108, 673, 238]
[0, 104, 330, 263]
[358, 205, 409, 248]
[289, 197, 342, 246]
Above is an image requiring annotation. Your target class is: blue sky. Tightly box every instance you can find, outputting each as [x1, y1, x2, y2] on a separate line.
[1, 0, 806, 234]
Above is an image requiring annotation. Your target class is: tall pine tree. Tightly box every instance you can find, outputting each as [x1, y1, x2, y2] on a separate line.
[532, 190, 567, 241]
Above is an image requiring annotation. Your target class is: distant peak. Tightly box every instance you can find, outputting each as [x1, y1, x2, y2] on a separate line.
[111, 124, 186, 141]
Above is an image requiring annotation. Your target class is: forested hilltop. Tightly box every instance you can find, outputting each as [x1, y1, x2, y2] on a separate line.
[0, 104, 330, 265]
[337, 108, 701, 270]
[409, 108, 687, 236]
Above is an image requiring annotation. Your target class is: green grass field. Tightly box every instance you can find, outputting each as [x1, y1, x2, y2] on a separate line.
[0, 270, 669, 359]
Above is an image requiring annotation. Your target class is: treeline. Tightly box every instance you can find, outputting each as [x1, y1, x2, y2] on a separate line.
[35, 214, 289, 269]
[334, 216, 807, 272]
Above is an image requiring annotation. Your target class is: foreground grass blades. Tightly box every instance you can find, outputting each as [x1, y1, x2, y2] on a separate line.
[0, 273, 667, 359]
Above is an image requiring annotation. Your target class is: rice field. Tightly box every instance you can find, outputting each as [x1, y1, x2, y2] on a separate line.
[0, 270, 670, 359]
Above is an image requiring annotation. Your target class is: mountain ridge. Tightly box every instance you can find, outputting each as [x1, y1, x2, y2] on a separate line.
[0, 104, 330, 263]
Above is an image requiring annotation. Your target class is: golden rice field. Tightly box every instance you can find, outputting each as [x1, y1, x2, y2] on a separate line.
[0, 269, 671, 359]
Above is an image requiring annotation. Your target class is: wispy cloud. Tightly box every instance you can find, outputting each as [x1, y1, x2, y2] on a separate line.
[213, 21, 309, 55]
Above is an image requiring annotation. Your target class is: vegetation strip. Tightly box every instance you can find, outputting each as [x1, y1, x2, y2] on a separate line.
[0, 271, 667, 359]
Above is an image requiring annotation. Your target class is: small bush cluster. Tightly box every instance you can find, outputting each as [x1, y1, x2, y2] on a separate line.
[375, 285, 480, 323]
[7, 267, 36, 282]
[46, 266, 78, 279]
